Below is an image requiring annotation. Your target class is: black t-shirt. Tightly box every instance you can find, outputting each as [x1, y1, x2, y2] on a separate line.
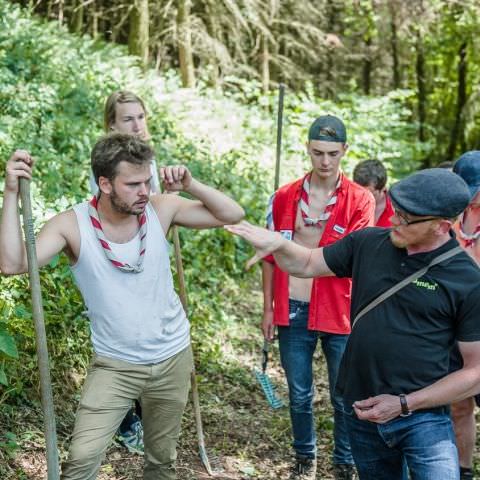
[323, 227, 480, 405]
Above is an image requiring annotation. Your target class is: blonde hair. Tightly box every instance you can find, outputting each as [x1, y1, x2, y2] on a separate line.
[103, 90, 148, 132]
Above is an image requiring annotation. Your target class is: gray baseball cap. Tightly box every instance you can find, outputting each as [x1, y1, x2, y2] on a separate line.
[389, 168, 471, 218]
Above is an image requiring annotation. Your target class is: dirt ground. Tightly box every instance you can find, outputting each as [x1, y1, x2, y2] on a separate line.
[0, 335, 346, 479]
[2, 322, 480, 479]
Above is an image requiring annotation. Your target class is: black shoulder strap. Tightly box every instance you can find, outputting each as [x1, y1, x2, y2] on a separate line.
[352, 246, 463, 329]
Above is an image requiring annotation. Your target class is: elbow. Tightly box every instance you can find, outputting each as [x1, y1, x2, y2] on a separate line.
[231, 207, 246, 224]
[221, 205, 245, 224]
[0, 261, 25, 276]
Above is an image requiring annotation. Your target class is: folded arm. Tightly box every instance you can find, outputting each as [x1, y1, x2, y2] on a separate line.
[158, 166, 245, 229]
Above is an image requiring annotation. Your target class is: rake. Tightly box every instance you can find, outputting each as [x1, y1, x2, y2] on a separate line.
[255, 340, 284, 409]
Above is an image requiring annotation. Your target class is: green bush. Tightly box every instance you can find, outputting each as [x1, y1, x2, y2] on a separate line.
[0, 0, 427, 399]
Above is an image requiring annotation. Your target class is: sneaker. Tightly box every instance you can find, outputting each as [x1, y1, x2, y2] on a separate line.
[289, 455, 317, 479]
[116, 419, 144, 455]
[333, 463, 357, 480]
[460, 467, 475, 480]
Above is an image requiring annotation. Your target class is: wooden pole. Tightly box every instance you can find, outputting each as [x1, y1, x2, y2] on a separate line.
[274, 84, 285, 191]
[19, 178, 60, 480]
[171, 226, 213, 475]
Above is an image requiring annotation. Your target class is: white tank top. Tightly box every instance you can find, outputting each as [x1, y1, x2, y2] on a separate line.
[71, 201, 190, 364]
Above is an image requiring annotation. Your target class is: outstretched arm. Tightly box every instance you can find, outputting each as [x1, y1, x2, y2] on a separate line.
[159, 165, 245, 228]
[225, 221, 334, 278]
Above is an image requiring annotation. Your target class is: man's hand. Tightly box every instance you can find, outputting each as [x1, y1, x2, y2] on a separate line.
[262, 310, 275, 341]
[225, 221, 284, 269]
[5, 150, 34, 194]
[159, 165, 192, 192]
[353, 394, 403, 424]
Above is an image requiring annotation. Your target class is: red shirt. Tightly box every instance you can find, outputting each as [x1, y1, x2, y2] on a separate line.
[376, 192, 394, 227]
[265, 173, 375, 333]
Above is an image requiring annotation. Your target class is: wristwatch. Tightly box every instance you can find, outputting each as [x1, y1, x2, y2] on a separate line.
[399, 394, 412, 417]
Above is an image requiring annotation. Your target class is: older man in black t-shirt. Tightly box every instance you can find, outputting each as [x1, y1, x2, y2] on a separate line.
[226, 168, 480, 480]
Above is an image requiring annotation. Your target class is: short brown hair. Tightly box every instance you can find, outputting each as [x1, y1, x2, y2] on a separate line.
[353, 159, 388, 191]
[103, 90, 147, 132]
[91, 133, 154, 184]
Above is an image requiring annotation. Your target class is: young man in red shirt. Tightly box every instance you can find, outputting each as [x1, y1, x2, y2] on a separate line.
[262, 116, 375, 479]
[353, 159, 394, 228]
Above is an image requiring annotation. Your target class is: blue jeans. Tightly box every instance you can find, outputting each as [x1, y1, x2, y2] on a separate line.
[344, 405, 459, 480]
[277, 299, 352, 465]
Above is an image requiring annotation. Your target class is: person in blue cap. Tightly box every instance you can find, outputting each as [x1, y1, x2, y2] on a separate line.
[226, 168, 480, 480]
[449, 151, 480, 480]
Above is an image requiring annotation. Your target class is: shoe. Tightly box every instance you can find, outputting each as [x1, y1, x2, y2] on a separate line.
[289, 455, 317, 479]
[333, 463, 358, 480]
[460, 467, 475, 480]
[116, 419, 144, 455]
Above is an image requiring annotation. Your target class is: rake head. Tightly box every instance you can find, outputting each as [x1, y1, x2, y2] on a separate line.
[255, 368, 284, 409]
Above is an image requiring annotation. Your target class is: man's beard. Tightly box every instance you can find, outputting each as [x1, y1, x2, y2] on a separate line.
[389, 230, 408, 249]
[110, 188, 145, 215]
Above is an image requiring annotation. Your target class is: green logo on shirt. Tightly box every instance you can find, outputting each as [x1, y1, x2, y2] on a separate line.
[412, 279, 438, 291]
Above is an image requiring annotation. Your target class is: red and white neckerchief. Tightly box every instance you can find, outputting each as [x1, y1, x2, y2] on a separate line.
[458, 213, 480, 248]
[299, 173, 342, 227]
[88, 195, 147, 273]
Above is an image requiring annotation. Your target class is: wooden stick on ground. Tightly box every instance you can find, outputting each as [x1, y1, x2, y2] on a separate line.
[171, 225, 213, 476]
[19, 178, 60, 480]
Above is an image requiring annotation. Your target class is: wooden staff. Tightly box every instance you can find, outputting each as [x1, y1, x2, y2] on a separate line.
[19, 178, 60, 480]
[274, 83, 286, 191]
[171, 225, 213, 475]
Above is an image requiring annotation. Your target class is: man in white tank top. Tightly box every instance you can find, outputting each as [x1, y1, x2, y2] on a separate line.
[0, 133, 245, 480]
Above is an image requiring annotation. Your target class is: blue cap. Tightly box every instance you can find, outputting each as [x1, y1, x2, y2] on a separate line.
[453, 151, 480, 199]
[308, 115, 347, 143]
[389, 168, 470, 218]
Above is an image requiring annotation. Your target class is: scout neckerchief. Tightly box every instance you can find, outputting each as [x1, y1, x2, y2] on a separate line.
[458, 210, 480, 248]
[88, 194, 147, 273]
[299, 172, 342, 227]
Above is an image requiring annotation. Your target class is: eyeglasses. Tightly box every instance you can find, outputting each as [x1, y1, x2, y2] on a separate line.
[393, 208, 439, 226]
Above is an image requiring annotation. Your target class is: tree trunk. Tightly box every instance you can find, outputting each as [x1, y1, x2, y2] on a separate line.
[325, 1, 340, 98]
[129, 0, 149, 69]
[447, 42, 468, 161]
[261, 34, 270, 95]
[92, 10, 99, 39]
[58, 0, 64, 25]
[177, 0, 195, 88]
[71, 0, 84, 34]
[389, 3, 400, 89]
[205, 0, 220, 89]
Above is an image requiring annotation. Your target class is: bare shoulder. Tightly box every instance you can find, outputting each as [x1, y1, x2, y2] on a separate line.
[46, 209, 79, 233]
[149, 193, 179, 233]
[39, 209, 80, 263]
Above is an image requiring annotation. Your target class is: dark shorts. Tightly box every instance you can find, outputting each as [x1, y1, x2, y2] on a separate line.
[449, 344, 480, 407]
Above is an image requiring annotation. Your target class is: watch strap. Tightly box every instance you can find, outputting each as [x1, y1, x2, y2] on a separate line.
[399, 394, 412, 417]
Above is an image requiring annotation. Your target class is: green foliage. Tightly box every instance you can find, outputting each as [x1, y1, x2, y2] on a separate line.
[0, 0, 425, 398]
[0, 431, 19, 458]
